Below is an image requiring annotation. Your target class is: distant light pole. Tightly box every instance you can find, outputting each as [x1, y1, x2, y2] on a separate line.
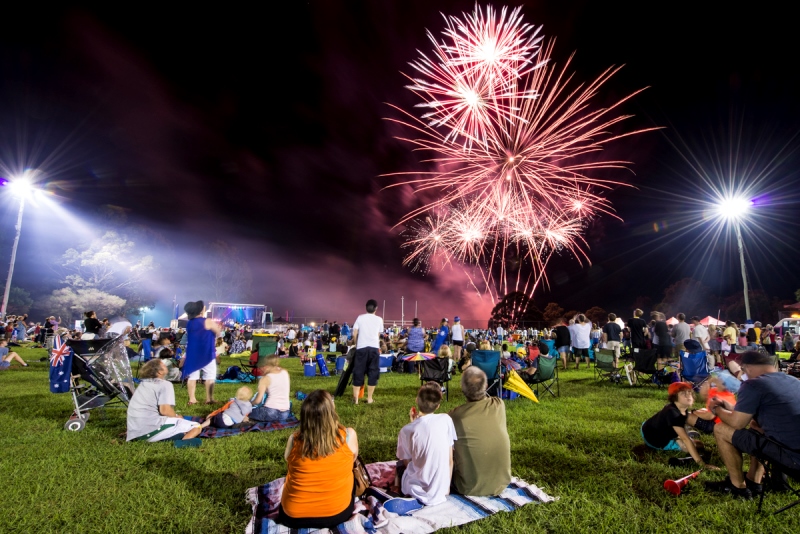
[717, 196, 753, 321]
[1, 172, 38, 319]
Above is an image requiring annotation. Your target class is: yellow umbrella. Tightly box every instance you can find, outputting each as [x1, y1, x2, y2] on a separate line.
[504, 369, 539, 403]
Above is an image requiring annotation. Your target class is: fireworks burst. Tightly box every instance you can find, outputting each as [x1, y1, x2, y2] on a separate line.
[388, 4, 652, 301]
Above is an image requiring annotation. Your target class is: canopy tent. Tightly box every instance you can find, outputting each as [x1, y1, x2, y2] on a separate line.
[666, 317, 679, 326]
[699, 316, 725, 326]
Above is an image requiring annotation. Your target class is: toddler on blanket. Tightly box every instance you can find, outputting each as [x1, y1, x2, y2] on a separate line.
[211, 387, 253, 428]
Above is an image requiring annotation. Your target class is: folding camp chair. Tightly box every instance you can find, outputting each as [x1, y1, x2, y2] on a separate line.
[752, 435, 800, 515]
[239, 337, 278, 381]
[632, 348, 661, 387]
[420, 358, 451, 401]
[470, 350, 502, 397]
[679, 351, 711, 391]
[526, 355, 559, 398]
[594, 348, 623, 383]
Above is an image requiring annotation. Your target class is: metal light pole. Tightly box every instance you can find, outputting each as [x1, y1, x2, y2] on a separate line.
[717, 196, 753, 322]
[734, 221, 751, 321]
[1, 195, 25, 318]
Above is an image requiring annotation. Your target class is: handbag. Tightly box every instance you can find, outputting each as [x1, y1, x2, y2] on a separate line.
[353, 455, 372, 497]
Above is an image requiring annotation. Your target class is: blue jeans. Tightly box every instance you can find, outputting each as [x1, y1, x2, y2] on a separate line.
[250, 406, 291, 422]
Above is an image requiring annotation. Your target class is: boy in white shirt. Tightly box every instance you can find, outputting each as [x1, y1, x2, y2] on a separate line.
[386, 383, 457, 515]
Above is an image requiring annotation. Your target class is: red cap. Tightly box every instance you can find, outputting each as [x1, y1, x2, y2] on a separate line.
[668, 382, 693, 397]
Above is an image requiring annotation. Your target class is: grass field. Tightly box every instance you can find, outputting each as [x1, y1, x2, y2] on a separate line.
[1, 345, 798, 534]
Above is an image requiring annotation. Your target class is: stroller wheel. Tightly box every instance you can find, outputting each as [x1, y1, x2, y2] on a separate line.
[64, 418, 86, 432]
[76, 412, 90, 422]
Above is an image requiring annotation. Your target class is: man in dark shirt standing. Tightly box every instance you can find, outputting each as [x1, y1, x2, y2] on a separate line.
[602, 313, 623, 367]
[651, 311, 671, 365]
[552, 319, 571, 371]
[627, 309, 648, 350]
[706, 351, 800, 498]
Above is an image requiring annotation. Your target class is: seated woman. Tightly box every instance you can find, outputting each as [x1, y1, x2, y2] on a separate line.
[250, 354, 292, 422]
[277, 390, 358, 529]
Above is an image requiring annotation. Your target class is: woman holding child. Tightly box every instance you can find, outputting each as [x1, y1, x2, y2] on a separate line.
[278, 390, 358, 529]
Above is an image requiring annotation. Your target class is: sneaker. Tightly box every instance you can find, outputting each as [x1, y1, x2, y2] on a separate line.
[743, 475, 763, 496]
[704, 477, 752, 500]
[687, 430, 701, 441]
[668, 456, 694, 467]
[370, 500, 389, 528]
[383, 497, 423, 516]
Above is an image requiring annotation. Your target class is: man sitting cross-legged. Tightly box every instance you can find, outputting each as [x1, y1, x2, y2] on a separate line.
[385, 382, 457, 515]
[448, 367, 511, 496]
[705, 350, 800, 498]
[127, 359, 209, 446]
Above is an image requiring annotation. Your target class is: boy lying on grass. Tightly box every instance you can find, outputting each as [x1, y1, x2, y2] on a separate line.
[385, 382, 457, 516]
[640, 381, 719, 469]
[0, 339, 28, 369]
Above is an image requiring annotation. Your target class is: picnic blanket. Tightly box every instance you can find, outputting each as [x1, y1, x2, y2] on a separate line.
[245, 461, 555, 534]
[183, 415, 299, 439]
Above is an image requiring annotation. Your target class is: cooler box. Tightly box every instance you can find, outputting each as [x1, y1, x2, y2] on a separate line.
[379, 354, 395, 373]
[335, 357, 347, 375]
[303, 363, 317, 377]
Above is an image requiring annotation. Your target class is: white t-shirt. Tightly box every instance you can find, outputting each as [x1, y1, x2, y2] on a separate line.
[353, 313, 383, 350]
[397, 413, 457, 506]
[496, 326, 505, 337]
[287, 329, 296, 340]
[451, 324, 464, 342]
[692, 324, 710, 350]
[571, 322, 592, 349]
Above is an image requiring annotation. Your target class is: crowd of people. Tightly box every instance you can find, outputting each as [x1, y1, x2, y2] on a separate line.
[3, 299, 800, 525]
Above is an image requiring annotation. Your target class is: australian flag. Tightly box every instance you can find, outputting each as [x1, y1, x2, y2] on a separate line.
[49, 334, 73, 393]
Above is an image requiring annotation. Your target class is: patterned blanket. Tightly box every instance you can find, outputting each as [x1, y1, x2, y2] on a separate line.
[183, 415, 299, 438]
[245, 461, 555, 534]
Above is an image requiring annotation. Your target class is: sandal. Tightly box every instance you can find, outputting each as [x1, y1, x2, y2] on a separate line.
[205, 400, 220, 405]
[187, 401, 198, 406]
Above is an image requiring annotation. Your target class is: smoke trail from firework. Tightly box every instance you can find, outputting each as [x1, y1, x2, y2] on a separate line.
[389, 4, 651, 300]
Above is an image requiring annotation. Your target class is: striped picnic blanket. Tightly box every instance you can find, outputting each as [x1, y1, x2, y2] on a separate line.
[183, 415, 299, 438]
[245, 461, 555, 534]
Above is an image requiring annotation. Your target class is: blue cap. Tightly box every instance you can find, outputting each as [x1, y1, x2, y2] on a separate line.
[454, 316, 460, 322]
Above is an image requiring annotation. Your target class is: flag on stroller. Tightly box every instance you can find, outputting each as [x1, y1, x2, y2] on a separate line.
[49, 334, 73, 393]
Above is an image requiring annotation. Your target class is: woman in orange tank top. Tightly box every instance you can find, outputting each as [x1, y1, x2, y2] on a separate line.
[277, 389, 359, 529]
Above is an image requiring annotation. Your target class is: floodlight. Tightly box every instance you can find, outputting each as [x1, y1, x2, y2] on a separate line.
[716, 196, 753, 220]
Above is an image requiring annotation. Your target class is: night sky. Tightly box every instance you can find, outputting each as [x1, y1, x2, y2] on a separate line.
[1, 1, 799, 326]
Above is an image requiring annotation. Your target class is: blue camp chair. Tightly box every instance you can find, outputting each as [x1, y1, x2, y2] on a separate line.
[140, 338, 152, 361]
[335, 356, 347, 375]
[679, 351, 710, 390]
[470, 350, 502, 397]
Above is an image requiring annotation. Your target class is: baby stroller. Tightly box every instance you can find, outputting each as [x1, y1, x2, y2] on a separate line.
[62, 336, 136, 431]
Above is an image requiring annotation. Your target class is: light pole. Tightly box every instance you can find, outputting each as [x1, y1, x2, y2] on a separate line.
[717, 196, 753, 321]
[1, 173, 37, 319]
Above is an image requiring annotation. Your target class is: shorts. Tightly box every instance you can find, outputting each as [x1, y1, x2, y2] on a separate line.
[656, 344, 672, 358]
[606, 341, 621, 358]
[640, 423, 682, 451]
[732, 428, 800, 471]
[573, 347, 589, 358]
[352, 347, 380, 387]
[145, 417, 201, 442]
[0, 361, 10, 370]
[557, 346, 571, 355]
[452, 340, 464, 347]
[187, 360, 216, 382]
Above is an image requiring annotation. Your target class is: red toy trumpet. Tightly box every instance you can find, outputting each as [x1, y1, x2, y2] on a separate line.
[664, 470, 702, 495]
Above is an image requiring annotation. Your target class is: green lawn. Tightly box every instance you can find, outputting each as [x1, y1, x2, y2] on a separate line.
[1, 346, 798, 533]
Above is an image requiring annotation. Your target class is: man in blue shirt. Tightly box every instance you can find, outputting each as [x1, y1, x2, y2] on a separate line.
[706, 351, 800, 498]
